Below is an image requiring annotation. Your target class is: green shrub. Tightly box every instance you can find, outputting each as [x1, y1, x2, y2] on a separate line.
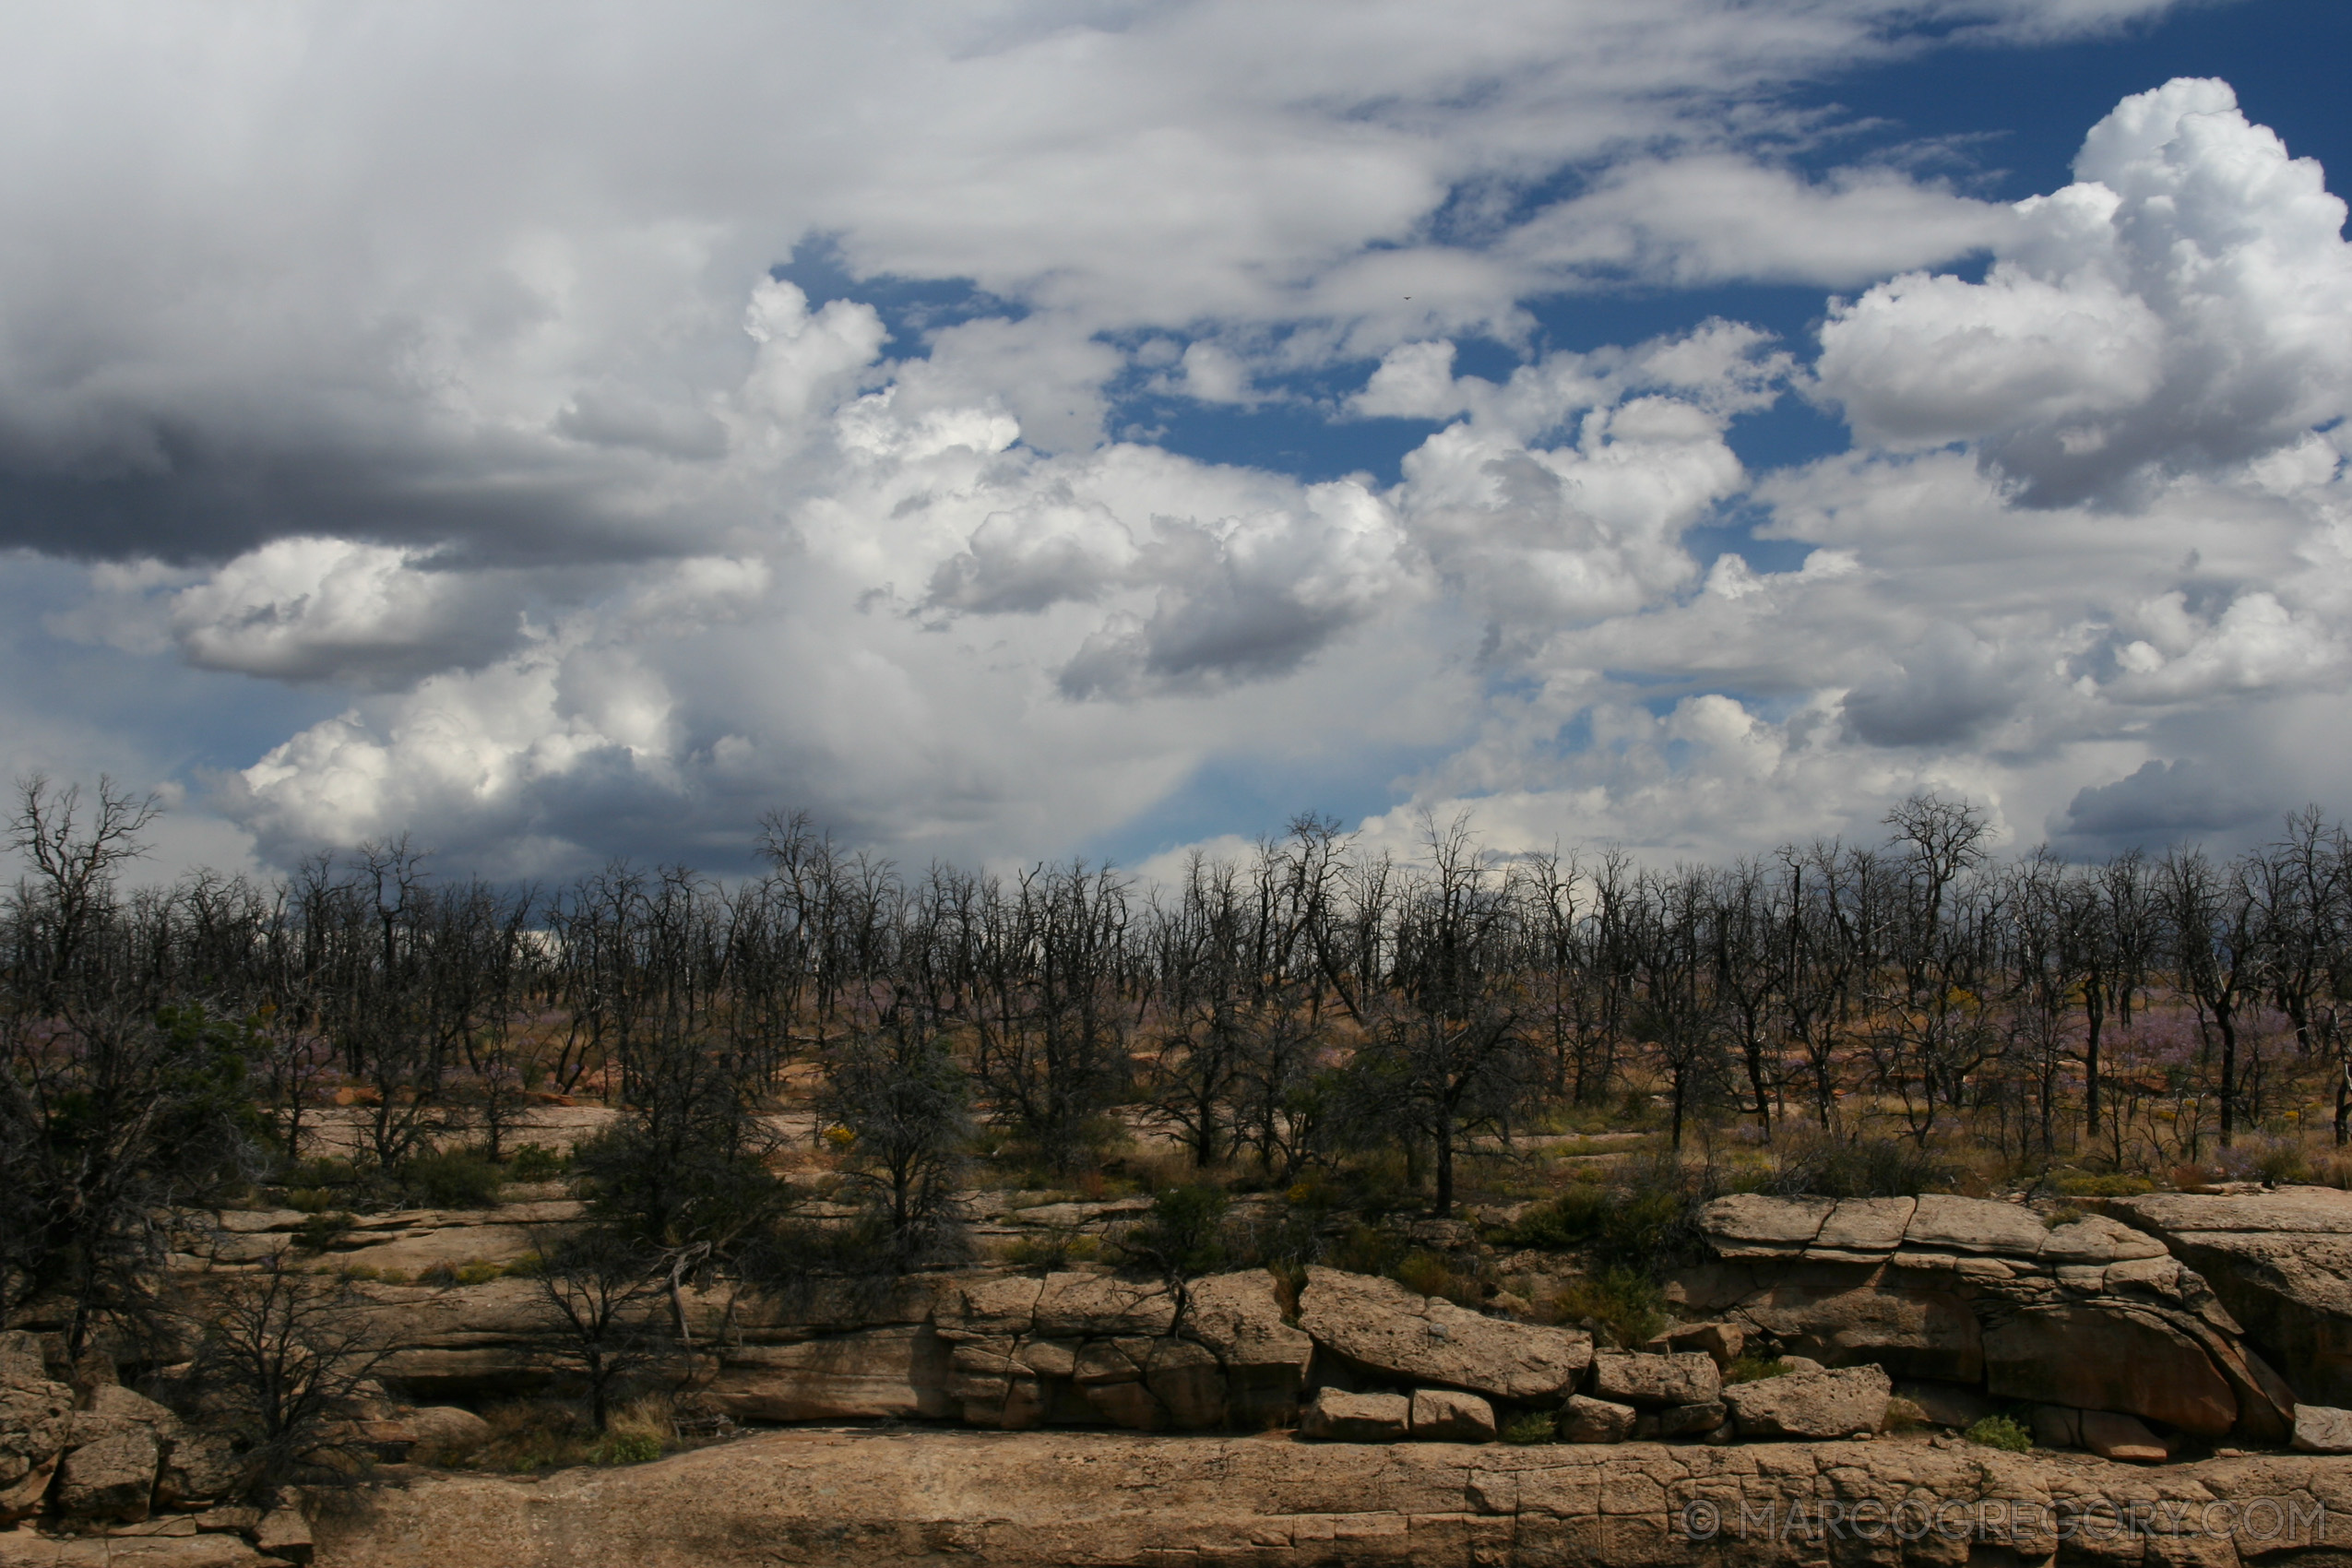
[1722, 1355, 1791, 1384]
[287, 1156, 363, 1190]
[1763, 1134, 1951, 1200]
[1500, 1169, 1692, 1272]
[503, 1250, 548, 1278]
[505, 1143, 569, 1182]
[1003, 1230, 1097, 1270]
[1549, 1267, 1668, 1349]
[402, 1147, 505, 1208]
[1324, 1222, 1407, 1279]
[2255, 1140, 2313, 1186]
[591, 1432, 662, 1466]
[454, 1260, 504, 1287]
[293, 1211, 355, 1254]
[2045, 1168, 2154, 1197]
[1391, 1251, 1479, 1308]
[1965, 1415, 2033, 1453]
[1499, 1410, 1556, 1445]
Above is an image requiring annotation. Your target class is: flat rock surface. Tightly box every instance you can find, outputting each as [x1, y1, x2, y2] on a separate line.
[302, 1430, 2352, 1568]
[1298, 1267, 1590, 1401]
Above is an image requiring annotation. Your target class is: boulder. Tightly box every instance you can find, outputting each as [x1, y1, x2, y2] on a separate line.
[2028, 1405, 2079, 1448]
[1812, 1198, 1916, 1254]
[1699, 1266, 1984, 1382]
[1082, 1380, 1167, 1431]
[1127, 1337, 1226, 1431]
[0, 1338, 72, 1524]
[1407, 1389, 1494, 1443]
[156, 1431, 247, 1510]
[1297, 1267, 1589, 1402]
[1296, 1388, 1409, 1443]
[54, 1424, 161, 1521]
[1982, 1302, 2237, 1436]
[2103, 1187, 2352, 1406]
[1656, 1400, 1727, 1438]
[1697, 1195, 1834, 1255]
[2293, 1405, 2352, 1455]
[1556, 1395, 1635, 1443]
[1904, 1195, 2052, 1257]
[1183, 1271, 1313, 1423]
[1894, 1379, 1998, 1431]
[2079, 1408, 2169, 1463]
[404, 1405, 494, 1455]
[1588, 1350, 1717, 1408]
[1033, 1275, 1174, 1340]
[1643, 1321, 1742, 1366]
[1720, 1363, 1891, 1441]
[256, 1503, 315, 1564]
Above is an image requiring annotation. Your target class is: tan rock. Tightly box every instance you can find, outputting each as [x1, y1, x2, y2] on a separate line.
[1183, 1270, 1311, 1424]
[2292, 1405, 2352, 1454]
[1696, 1194, 1832, 1255]
[0, 1536, 268, 1567]
[55, 1425, 160, 1521]
[2037, 1215, 2168, 1265]
[1032, 1275, 1174, 1340]
[1072, 1341, 1140, 1386]
[287, 1428, 2352, 1568]
[1654, 1400, 1726, 1438]
[1556, 1394, 1634, 1443]
[1407, 1389, 1494, 1443]
[1588, 1351, 1717, 1408]
[2080, 1408, 2169, 1462]
[1297, 1388, 1409, 1442]
[2106, 1187, 2352, 1407]
[1718, 1265, 1984, 1382]
[1720, 1363, 1891, 1440]
[1082, 1380, 1167, 1431]
[404, 1405, 494, 1455]
[1904, 1194, 2051, 1256]
[1982, 1302, 2237, 1436]
[1642, 1321, 1742, 1366]
[1298, 1267, 1589, 1402]
[934, 1276, 1045, 1340]
[1125, 1338, 1225, 1431]
[1812, 1198, 1915, 1253]
[256, 1504, 315, 1563]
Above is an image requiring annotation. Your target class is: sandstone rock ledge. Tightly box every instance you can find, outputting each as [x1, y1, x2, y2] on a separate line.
[306, 1431, 2352, 1568]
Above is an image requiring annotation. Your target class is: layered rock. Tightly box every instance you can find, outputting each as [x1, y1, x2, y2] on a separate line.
[1296, 1266, 1588, 1402]
[303, 1427, 2352, 1568]
[2098, 1187, 2352, 1406]
[1682, 1194, 2298, 1443]
[927, 1269, 1310, 1431]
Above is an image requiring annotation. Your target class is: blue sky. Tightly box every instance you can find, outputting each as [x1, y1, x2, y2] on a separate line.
[0, 0, 2347, 882]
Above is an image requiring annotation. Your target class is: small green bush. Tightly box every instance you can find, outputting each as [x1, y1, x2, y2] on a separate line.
[1499, 1410, 1556, 1445]
[1965, 1415, 2033, 1453]
[1722, 1355, 1791, 1384]
[1391, 1251, 1479, 1308]
[403, 1147, 505, 1208]
[1003, 1230, 1097, 1270]
[591, 1432, 662, 1466]
[502, 1250, 549, 1278]
[293, 1210, 356, 1253]
[505, 1143, 569, 1182]
[1323, 1222, 1407, 1279]
[2045, 1168, 2155, 1197]
[1549, 1267, 1668, 1349]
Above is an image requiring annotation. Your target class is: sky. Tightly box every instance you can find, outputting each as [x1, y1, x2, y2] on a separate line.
[3, 0, 2350, 883]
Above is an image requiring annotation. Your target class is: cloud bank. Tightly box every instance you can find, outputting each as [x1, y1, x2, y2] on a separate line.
[6, 6, 2349, 878]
